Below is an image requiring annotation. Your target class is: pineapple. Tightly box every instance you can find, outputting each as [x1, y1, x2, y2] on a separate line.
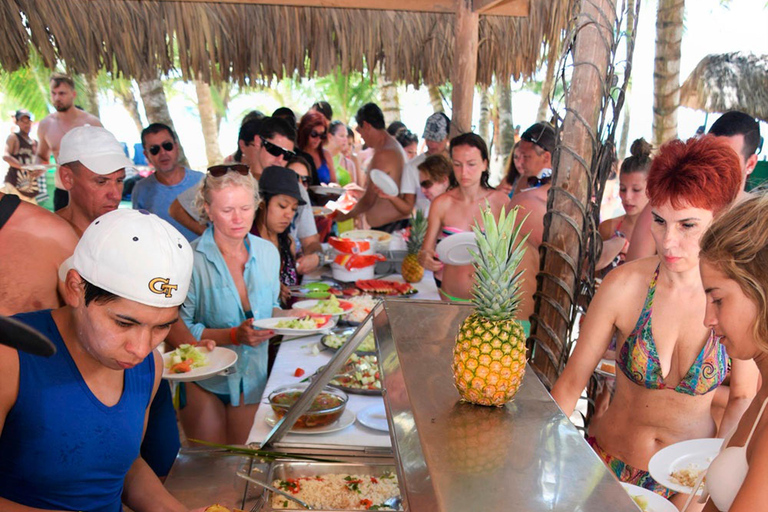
[401, 209, 427, 283]
[452, 205, 529, 406]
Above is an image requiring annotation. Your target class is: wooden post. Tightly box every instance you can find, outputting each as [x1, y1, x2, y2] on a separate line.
[528, 0, 616, 387]
[450, 0, 479, 136]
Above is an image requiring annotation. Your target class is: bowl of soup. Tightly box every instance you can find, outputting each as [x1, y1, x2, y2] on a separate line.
[268, 384, 348, 429]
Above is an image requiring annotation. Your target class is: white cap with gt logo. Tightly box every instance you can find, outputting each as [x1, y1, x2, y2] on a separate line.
[70, 209, 193, 307]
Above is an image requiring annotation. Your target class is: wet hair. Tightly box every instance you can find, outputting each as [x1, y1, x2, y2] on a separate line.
[395, 129, 418, 149]
[141, 123, 176, 147]
[195, 170, 260, 224]
[621, 138, 653, 175]
[272, 107, 297, 128]
[259, 116, 297, 144]
[242, 110, 265, 125]
[700, 192, 768, 352]
[311, 101, 333, 121]
[709, 111, 761, 160]
[646, 135, 741, 213]
[387, 121, 407, 136]
[504, 140, 522, 187]
[418, 154, 457, 188]
[449, 132, 492, 189]
[50, 73, 75, 90]
[82, 279, 119, 307]
[234, 118, 264, 163]
[329, 120, 347, 137]
[297, 111, 330, 152]
[355, 103, 385, 130]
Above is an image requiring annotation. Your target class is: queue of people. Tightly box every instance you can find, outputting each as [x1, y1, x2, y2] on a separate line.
[1, 70, 766, 512]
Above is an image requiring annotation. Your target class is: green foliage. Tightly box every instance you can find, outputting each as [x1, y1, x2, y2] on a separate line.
[315, 66, 379, 124]
[0, 50, 53, 120]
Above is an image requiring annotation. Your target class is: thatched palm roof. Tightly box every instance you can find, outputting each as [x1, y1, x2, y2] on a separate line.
[680, 52, 768, 123]
[1, 0, 573, 86]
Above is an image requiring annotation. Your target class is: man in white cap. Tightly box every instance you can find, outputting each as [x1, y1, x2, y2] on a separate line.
[0, 209, 200, 512]
[56, 125, 132, 236]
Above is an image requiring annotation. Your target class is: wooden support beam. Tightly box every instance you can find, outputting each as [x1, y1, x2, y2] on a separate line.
[450, 0, 479, 136]
[473, 0, 528, 16]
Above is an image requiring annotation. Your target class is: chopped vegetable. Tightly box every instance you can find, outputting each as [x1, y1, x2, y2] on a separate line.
[294, 368, 306, 377]
[165, 344, 208, 373]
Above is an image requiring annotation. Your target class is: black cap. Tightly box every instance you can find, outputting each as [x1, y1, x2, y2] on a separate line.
[14, 109, 33, 121]
[520, 122, 556, 154]
[259, 166, 307, 205]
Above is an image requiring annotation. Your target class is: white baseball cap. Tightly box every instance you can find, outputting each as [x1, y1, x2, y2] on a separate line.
[58, 126, 133, 175]
[68, 209, 193, 307]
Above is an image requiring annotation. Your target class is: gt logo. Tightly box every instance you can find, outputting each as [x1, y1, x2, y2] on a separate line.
[148, 277, 179, 298]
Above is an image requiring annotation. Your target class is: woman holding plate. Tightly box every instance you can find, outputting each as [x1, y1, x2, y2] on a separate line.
[417, 133, 507, 303]
[551, 136, 758, 507]
[700, 192, 768, 512]
[180, 164, 302, 444]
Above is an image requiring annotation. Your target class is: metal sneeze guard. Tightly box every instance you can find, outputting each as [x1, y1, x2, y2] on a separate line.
[374, 299, 640, 512]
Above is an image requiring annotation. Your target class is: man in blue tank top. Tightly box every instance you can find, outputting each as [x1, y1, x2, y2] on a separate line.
[0, 209, 200, 512]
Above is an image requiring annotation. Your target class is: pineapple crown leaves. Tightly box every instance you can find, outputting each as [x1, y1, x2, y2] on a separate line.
[469, 204, 530, 320]
[406, 208, 427, 253]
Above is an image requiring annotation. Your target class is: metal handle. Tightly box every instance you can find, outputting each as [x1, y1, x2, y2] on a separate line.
[236, 471, 314, 510]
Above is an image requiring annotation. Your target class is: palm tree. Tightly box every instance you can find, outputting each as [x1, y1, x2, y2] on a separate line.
[315, 67, 379, 124]
[194, 77, 223, 166]
[138, 75, 189, 166]
[652, 0, 685, 146]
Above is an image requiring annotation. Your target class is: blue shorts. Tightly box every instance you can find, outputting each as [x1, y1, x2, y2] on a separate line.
[141, 380, 180, 477]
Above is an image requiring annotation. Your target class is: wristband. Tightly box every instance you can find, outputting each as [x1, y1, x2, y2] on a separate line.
[230, 327, 239, 345]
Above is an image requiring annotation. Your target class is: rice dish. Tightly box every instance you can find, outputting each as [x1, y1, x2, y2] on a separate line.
[670, 466, 704, 487]
[271, 472, 400, 510]
[344, 295, 380, 324]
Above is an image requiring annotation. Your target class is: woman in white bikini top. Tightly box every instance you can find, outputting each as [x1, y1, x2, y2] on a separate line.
[699, 193, 768, 512]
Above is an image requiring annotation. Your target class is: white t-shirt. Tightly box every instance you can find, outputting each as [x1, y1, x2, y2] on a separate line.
[402, 153, 430, 214]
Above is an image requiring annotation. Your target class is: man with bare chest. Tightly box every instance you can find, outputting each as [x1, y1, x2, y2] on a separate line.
[37, 73, 102, 211]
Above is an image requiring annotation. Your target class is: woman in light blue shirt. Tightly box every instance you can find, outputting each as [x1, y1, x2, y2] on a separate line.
[179, 164, 288, 444]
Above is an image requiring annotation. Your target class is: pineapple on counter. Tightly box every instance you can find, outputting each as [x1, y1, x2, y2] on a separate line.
[452, 205, 529, 406]
[401, 209, 427, 283]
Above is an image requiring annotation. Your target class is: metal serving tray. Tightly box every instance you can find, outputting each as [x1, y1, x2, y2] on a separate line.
[247, 460, 401, 511]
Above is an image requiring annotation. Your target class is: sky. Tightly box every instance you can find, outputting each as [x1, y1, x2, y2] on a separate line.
[2, 0, 767, 177]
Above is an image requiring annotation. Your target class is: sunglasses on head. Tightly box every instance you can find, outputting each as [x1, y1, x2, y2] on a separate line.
[260, 137, 296, 161]
[310, 129, 327, 140]
[148, 141, 174, 156]
[207, 163, 250, 177]
[527, 175, 552, 188]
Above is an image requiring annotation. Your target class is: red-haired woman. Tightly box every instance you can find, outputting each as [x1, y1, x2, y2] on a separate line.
[551, 136, 758, 507]
[297, 111, 337, 185]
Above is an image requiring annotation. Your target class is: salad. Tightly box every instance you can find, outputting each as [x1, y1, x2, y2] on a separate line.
[276, 316, 329, 329]
[324, 332, 376, 353]
[165, 344, 208, 374]
[310, 295, 350, 315]
[331, 354, 381, 391]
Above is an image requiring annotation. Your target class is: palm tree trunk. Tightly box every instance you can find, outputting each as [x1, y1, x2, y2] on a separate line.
[428, 84, 444, 113]
[138, 77, 188, 167]
[498, 78, 515, 163]
[652, 0, 684, 147]
[116, 89, 144, 136]
[84, 74, 100, 118]
[195, 78, 223, 167]
[378, 77, 401, 127]
[619, 0, 636, 159]
[536, 39, 561, 123]
[478, 86, 491, 146]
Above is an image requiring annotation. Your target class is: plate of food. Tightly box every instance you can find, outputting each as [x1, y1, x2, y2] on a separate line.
[252, 315, 337, 336]
[162, 345, 238, 382]
[595, 358, 616, 377]
[321, 328, 376, 355]
[355, 279, 416, 297]
[321, 353, 382, 395]
[648, 438, 723, 495]
[435, 232, 478, 266]
[265, 384, 354, 434]
[292, 296, 354, 317]
[620, 483, 677, 512]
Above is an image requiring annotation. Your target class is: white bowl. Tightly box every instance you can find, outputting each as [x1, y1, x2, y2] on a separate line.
[341, 230, 392, 252]
[331, 262, 375, 282]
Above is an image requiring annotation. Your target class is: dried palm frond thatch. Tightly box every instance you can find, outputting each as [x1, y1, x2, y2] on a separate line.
[1, 0, 574, 86]
[680, 52, 768, 123]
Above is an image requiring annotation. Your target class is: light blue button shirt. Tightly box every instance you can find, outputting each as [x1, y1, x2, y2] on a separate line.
[181, 227, 280, 406]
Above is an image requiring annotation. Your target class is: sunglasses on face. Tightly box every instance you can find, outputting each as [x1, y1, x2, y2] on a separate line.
[310, 130, 327, 140]
[297, 175, 310, 184]
[207, 163, 250, 177]
[420, 179, 434, 189]
[148, 141, 174, 156]
[260, 137, 296, 161]
[527, 175, 552, 188]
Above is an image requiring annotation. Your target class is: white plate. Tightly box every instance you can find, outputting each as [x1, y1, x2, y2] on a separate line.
[595, 358, 616, 378]
[370, 169, 399, 196]
[20, 164, 51, 172]
[620, 483, 677, 512]
[357, 403, 389, 432]
[162, 347, 238, 382]
[292, 299, 355, 317]
[310, 185, 345, 196]
[435, 232, 478, 265]
[648, 438, 723, 495]
[264, 408, 356, 434]
[312, 206, 332, 216]
[252, 316, 337, 335]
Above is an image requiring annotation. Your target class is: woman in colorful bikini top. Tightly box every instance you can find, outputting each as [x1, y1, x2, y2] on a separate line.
[417, 133, 508, 302]
[551, 136, 759, 507]
[699, 193, 768, 512]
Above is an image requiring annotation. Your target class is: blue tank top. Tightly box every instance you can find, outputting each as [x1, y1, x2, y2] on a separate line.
[0, 310, 156, 512]
[317, 159, 331, 184]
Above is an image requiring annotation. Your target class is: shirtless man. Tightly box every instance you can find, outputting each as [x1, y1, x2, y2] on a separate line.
[626, 111, 761, 262]
[37, 73, 102, 212]
[2, 109, 41, 203]
[55, 126, 128, 237]
[0, 192, 78, 315]
[337, 103, 409, 232]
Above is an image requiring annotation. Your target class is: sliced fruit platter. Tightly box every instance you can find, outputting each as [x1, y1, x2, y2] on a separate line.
[355, 279, 416, 296]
